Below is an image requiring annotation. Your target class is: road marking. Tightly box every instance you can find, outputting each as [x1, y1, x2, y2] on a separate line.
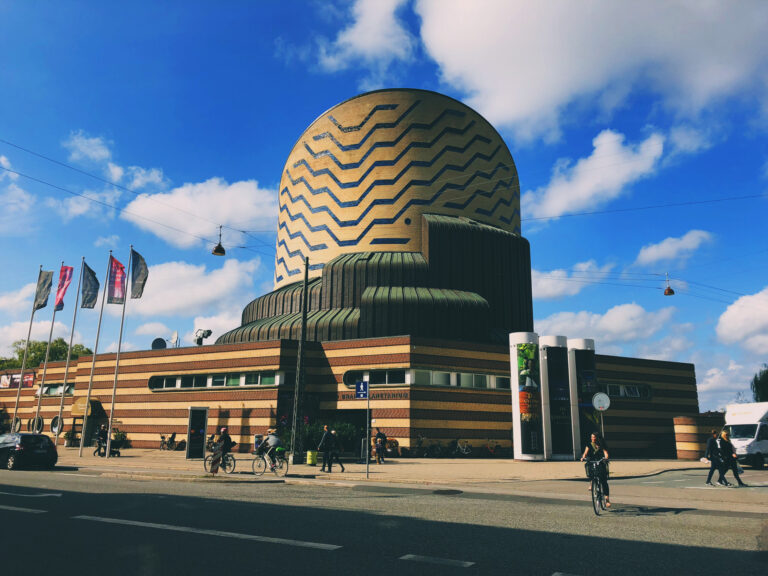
[72, 516, 341, 550]
[0, 504, 47, 514]
[0, 490, 62, 498]
[641, 481, 665, 484]
[399, 554, 475, 567]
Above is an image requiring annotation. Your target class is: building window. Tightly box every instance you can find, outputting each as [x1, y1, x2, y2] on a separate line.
[245, 373, 259, 386]
[474, 374, 488, 389]
[343, 370, 365, 386]
[387, 369, 406, 385]
[458, 373, 473, 388]
[496, 376, 510, 389]
[180, 376, 194, 389]
[211, 375, 225, 387]
[164, 376, 178, 389]
[606, 382, 651, 399]
[414, 370, 431, 386]
[261, 372, 276, 385]
[432, 371, 451, 386]
[193, 375, 208, 388]
[226, 374, 241, 387]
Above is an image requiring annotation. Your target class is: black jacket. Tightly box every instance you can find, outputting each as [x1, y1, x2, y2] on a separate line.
[704, 437, 721, 463]
[318, 430, 334, 452]
[718, 438, 736, 463]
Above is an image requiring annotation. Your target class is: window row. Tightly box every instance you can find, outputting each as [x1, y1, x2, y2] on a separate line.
[35, 384, 75, 397]
[606, 382, 652, 400]
[343, 369, 511, 390]
[148, 371, 283, 391]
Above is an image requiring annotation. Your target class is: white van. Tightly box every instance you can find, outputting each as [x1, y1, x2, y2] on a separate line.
[724, 402, 768, 469]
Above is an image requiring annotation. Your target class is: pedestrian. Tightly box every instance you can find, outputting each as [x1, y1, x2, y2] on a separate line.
[580, 432, 611, 507]
[329, 430, 345, 472]
[704, 428, 722, 486]
[318, 424, 334, 472]
[97, 424, 108, 457]
[718, 430, 747, 487]
[375, 427, 387, 463]
[374, 434, 384, 464]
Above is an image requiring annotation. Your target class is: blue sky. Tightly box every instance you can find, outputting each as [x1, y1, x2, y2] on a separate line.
[1, 1, 767, 410]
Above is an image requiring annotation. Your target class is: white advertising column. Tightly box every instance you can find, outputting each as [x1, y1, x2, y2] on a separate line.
[568, 338, 596, 458]
[540, 335, 573, 460]
[509, 332, 544, 460]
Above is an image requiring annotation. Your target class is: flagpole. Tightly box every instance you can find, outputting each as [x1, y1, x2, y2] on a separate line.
[106, 246, 132, 459]
[33, 261, 65, 428]
[79, 252, 111, 457]
[55, 258, 83, 447]
[12, 265, 42, 433]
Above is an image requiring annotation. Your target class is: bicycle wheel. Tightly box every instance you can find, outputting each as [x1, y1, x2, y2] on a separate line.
[252, 456, 266, 476]
[273, 456, 289, 477]
[203, 455, 212, 472]
[221, 454, 236, 474]
[591, 478, 601, 516]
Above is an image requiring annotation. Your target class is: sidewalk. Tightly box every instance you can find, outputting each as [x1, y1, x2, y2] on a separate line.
[55, 448, 768, 514]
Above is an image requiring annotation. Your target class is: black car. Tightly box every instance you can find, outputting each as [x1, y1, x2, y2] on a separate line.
[0, 433, 58, 470]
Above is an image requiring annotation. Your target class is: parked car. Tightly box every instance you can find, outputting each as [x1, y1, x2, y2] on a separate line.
[0, 433, 58, 470]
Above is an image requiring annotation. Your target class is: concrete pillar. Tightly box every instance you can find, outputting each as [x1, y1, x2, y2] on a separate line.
[509, 332, 544, 460]
[540, 335, 573, 460]
[568, 338, 597, 457]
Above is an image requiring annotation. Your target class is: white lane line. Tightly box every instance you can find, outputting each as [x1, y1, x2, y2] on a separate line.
[0, 491, 62, 498]
[399, 554, 475, 567]
[72, 516, 341, 550]
[0, 504, 47, 514]
[59, 473, 100, 477]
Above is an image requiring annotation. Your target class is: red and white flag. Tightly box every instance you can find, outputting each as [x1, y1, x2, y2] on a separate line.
[107, 256, 126, 305]
[54, 265, 74, 311]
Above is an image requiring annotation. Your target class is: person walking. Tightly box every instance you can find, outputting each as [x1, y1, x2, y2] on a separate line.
[97, 424, 108, 457]
[375, 427, 387, 463]
[318, 424, 334, 472]
[718, 430, 747, 487]
[329, 430, 345, 472]
[704, 428, 723, 486]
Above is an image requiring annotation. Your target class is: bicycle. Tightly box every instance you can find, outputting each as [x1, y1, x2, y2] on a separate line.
[586, 458, 609, 516]
[252, 447, 289, 477]
[204, 452, 236, 474]
[160, 433, 177, 451]
[447, 438, 472, 456]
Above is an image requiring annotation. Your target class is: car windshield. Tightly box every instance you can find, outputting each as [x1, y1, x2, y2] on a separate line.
[20, 435, 49, 447]
[726, 424, 758, 439]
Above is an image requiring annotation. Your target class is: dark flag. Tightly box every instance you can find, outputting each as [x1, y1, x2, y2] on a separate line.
[81, 262, 100, 309]
[130, 249, 148, 299]
[107, 256, 126, 304]
[54, 265, 74, 311]
[33, 269, 54, 311]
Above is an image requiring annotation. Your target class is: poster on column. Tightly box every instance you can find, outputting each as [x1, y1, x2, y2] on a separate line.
[516, 343, 543, 455]
[575, 349, 600, 442]
[546, 347, 573, 455]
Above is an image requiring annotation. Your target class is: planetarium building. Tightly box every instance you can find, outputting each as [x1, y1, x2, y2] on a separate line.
[1, 89, 699, 458]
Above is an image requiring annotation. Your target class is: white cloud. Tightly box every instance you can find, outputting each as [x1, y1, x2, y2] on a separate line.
[318, 0, 415, 87]
[415, 1, 768, 141]
[522, 130, 663, 221]
[635, 230, 713, 266]
[0, 155, 18, 181]
[121, 177, 277, 249]
[667, 125, 715, 157]
[107, 162, 124, 182]
[716, 287, 768, 354]
[694, 356, 759, 411]
[45, 187, 121, 221]
[0, 183, 36, 235]
[535, 303, 675, 349]
[125, 166, 165, 190]
[94, 235, 120, 248]
[134, 322, 170, 337]
[63, 130, 112, 163]
[0, 320, 73, 357]
[532, 260, 613, 300]
[104, 340, 137, 353]
[184, 308, 243, 346]
[119, 258, 260, 319]
[0, 283, 36, 315]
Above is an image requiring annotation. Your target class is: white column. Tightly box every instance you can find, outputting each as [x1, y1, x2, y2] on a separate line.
[509, 332, 544, 460]
[567, 338, 595, 458]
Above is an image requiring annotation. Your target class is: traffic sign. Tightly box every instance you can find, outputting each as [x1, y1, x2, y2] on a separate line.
[592, 392, 611, 412]
[355, 380, 368, 399]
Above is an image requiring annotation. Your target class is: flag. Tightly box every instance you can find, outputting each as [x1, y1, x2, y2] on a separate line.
[33, 269, 54, 311]
[107, 256, 126, 304]
[130, 249, 148, 299]
[81, 262, 100, 309]
[54, 265, 74, 311]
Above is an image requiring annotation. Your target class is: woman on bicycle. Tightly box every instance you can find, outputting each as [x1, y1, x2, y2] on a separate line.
[581, 433, 610, 507]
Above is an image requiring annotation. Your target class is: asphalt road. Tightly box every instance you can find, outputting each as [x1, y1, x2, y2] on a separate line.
[0, 468, 765, 576]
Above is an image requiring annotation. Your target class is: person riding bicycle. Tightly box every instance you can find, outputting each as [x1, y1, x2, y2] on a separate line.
[580, 432, 611, 507]
[218, 427, 236, 460]
[259, 428, 282, 470]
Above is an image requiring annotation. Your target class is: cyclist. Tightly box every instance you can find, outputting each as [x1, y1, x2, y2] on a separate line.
[219, 427, 236, 462]
[261, 428, 282, 470]
[580, 432, 611, 508]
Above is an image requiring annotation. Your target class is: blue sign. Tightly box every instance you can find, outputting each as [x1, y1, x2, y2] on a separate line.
[355, 380, 368, 399]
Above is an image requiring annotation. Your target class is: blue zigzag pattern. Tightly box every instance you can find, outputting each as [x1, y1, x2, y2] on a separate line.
[284, 144, 503, 213]
[289, 134, 493, 195]
[328, 104, 398, 133]
[278, 222, 327, 250]
[443, 178, 516, 210]
[299, 114, 474, 170]
[312, 101, 466, 152]
[275, 255, 325, 280]
[281, 148, 505, 230]
[278, 159, 511, 250]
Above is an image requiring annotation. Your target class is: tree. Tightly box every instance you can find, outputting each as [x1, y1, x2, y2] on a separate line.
[751, 364, 768, 402]
[0, 338, 92, 370]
